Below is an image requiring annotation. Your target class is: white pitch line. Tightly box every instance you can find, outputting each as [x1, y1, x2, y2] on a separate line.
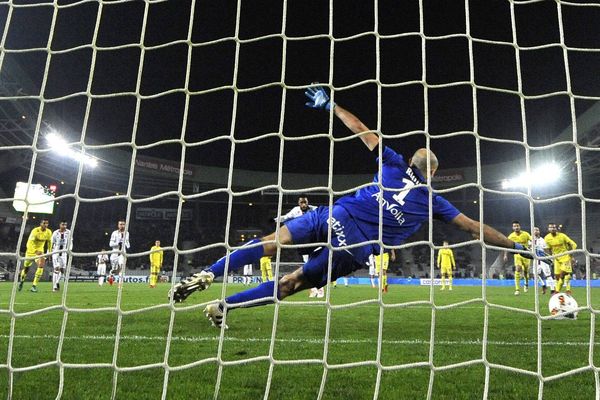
[0, 334, 595, 347]
[0, 303, 534, 310]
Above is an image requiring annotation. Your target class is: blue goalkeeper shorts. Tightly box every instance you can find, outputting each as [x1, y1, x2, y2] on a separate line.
[284, 205, 374, 288]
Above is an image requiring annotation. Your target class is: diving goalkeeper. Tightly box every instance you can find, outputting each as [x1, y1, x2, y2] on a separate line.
[171, 86, 528, 329]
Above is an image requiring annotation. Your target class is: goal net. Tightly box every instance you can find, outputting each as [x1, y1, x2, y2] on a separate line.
[1, 0, 599, 399]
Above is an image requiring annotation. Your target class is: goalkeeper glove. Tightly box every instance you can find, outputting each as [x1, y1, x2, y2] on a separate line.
[513, 243, 526, 251]
[513, 242, 533, 259]
[305, 86, 335, 111]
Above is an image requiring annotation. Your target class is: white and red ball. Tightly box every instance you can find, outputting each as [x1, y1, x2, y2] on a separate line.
[548, 292, 578, 320]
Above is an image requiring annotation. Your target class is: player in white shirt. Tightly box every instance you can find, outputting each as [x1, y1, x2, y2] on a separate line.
[275, 196, 324, 298]
[368, 254, 377, 288]
[96, 249, 109, 286]
[242, 263, 253, 285]
[109, 219, 130, 285]
[533, 226, 555, 294]
[51, 220, 71, 292]
[275, 196, 318, 224]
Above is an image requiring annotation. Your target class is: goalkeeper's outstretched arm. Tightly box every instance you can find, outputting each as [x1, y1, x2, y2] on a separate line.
[333, 105, 380, 151]
[451, 213, 523, 250]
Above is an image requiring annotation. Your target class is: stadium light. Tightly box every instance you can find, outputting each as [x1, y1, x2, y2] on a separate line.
[502, 162, 561, 189]
[46, 132, 68, 150]
[45, 132, 98, 168]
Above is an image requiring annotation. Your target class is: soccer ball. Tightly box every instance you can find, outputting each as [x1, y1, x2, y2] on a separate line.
[548, 292, 578, 320]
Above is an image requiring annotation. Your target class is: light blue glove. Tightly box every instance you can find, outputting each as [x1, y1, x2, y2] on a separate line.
[513, 242, 533, 259]
[513, 243, 526, 251]
[304, 86, 334, 111]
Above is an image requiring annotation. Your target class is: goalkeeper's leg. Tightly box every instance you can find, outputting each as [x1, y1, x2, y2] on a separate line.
[171, 227, 294, 303]
[204, 244, 365, 327]
[205, 266, 314, 329]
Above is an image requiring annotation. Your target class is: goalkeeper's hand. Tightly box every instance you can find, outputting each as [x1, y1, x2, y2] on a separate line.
[513, 242, 533, 259]
[305, 85, 334, 111]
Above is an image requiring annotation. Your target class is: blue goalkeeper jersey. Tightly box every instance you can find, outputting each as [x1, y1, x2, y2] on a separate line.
[335, 146, 461, 246]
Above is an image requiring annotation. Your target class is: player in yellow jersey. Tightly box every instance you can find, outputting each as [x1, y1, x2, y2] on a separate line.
[19, 218, 52, 292]
[504, 220, 532, 295]
[437, 240, 456, 291]
[260, 256, 273, 282]
[374, 248, 395, 293]
[544, 223, 577, 294]
[149, 240, 163, 288]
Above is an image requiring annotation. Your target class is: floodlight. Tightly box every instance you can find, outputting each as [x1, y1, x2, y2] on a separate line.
[502, 162, 561, 189]
[46, 132, 67, 150]
[45, 132, 98, 168]
[87, 157, 98, 168]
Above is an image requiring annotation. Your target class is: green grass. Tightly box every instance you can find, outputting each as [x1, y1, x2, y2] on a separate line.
[0, 281, 598, 399]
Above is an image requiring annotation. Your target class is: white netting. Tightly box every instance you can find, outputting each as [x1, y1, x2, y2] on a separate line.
[1, 0, 599, 399]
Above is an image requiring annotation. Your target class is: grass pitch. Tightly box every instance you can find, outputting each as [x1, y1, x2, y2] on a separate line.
[0, 281, 598, 399]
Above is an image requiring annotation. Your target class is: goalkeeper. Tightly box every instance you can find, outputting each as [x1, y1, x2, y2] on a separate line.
[171, 86, 529, 328]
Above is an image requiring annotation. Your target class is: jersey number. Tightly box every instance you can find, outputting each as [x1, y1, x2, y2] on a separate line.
[392, 178, 416, 205]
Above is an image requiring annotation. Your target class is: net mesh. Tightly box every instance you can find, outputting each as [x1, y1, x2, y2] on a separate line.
[0, 0, 599, 399]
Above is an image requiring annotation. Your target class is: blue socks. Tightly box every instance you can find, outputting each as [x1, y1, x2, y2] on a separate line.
[206, 238, 277, 309]
[206, 238, 264, 277]
[226, 280, 279, 308]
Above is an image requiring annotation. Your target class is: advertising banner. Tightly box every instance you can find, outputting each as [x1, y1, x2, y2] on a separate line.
[135, 208, 192, 221]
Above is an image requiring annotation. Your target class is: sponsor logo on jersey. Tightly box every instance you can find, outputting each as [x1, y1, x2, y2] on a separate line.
[370, 192, 406, 225]
[327, 217, 347, 247]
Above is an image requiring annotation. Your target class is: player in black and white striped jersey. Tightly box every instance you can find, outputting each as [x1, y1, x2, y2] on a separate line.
[50, 220, 71, 292]
[533, 226, 555, 294]
[109, 219, 130, 285]
[96, 249, 109, 286]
